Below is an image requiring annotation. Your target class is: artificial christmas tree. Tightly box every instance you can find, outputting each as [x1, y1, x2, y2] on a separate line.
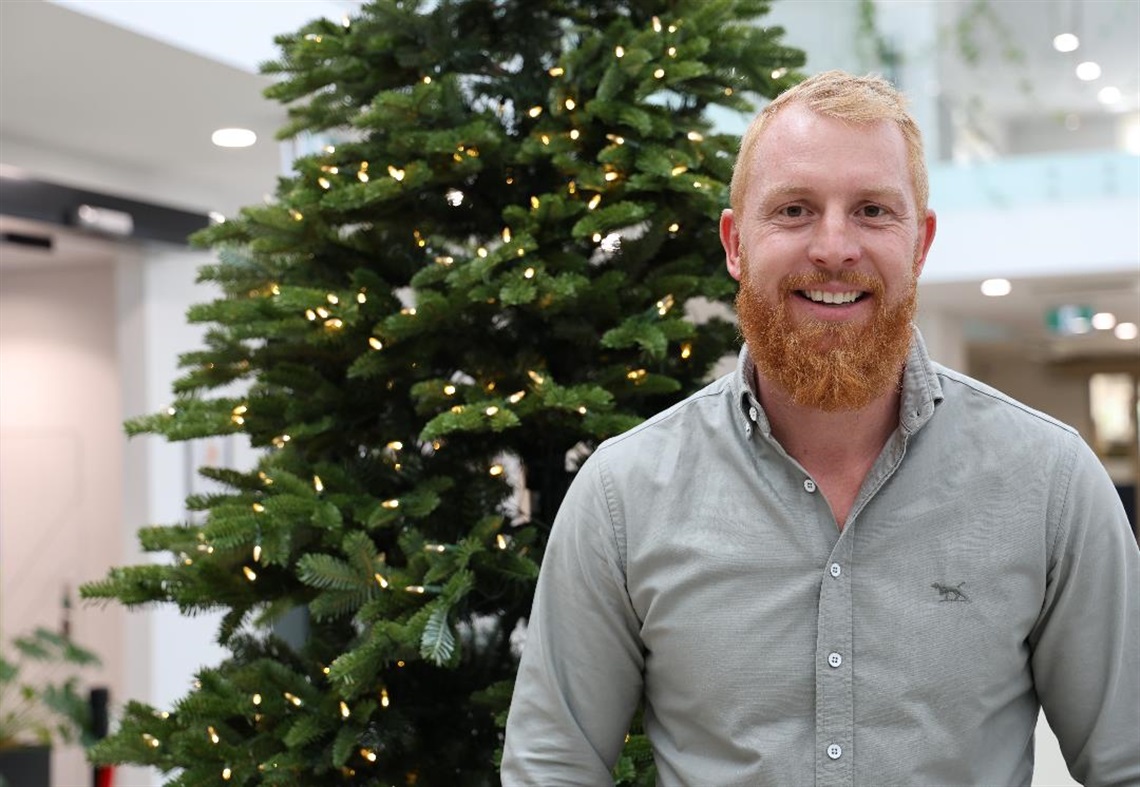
[81, 1, 802, 783]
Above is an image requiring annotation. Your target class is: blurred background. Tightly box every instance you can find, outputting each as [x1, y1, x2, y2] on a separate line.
[1, 1, 1136, 784]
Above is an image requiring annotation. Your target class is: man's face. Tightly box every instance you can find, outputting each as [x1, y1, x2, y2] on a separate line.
[720, 103, 937, 411]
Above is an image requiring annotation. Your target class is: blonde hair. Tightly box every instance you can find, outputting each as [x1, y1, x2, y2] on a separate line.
[729, 70, 928, 219]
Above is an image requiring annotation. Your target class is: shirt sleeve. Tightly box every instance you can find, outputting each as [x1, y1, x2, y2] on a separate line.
[1030, 434, 1140, 787]
[501, 454, 645, 786]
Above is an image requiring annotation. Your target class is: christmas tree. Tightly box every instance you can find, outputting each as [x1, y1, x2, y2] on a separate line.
[81, 1, 802, 784]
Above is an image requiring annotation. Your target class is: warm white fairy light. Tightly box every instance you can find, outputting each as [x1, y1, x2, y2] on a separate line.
[686, 131, 703, 141]
[446, 189, 464, 206]
[401, 307, 417, 316]
[528, 370, 546, 385]
[615, 45, 625, 58]
[671, 165, 688, 176]
[530, 196, 541, 209]
[222, 767, 232, 780]
[477, 247, 489, 258]
[667, 46, 677, 57]
[142, 733, 161, 748]
[489, 464, 505, 476]
[435, 255, 455, 266]
[570, 129, 580, 140]
[502, 227, 512, 243]
[485, 406, 500, 416]
[592, 232, 603, 243]
[496, 534, 508, 549]
[588, 194, 602, 210]
[405, 585, 426, 594]
[284, 692, 303, 707]
[290, 209, 304, 222]
[318, 177, 331, 189]
[388, 165, 406, 181]
[324, 145, 336, 154]
[358, 746, 377, 762]
[652, 15, 662, 31]
[527, 106, 543, 118]
[381, 689, 391, 707]
[443, 384, 457, 396]
[654, 68, 666, 79]
[577, 406, 588, 415]
[604, 171, 619, 181]
[340, 701, 351, 719]
[317, 307, 330, 318]
[208, 726, 220, 744]
[306, 309, 317, 321]
[724, 87, 734, 96]
[313, 475, 324, 492]
[627, 369, 647, 381]
[771, 67, 788, 79]
[422, 75, 432, 84]
[425, 544, 446, 553]
[357, 291, 367, 304]
[253, 693, 262, 705]
[680, 343, 692, 359]
[374, 572, 389, 588]
[253, 544, 262, 562]
[243, 566, 257, 581]
[324, 318, 344, 330]
[523, 267, 535, 279]
[564, 98, 576, 110]
[252, 503, 266, 513]
[549, 66, 564, 76]
[382, 499, 400, 509]
[668, 222, 680, 232]
[657, 294, 675, 315]
[326, 293, 339, 305]
[387, 440, 403, 451]
[606, 133, 625, 145]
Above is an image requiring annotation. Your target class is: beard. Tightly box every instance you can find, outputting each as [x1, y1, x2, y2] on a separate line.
[735, 265, 917, 412]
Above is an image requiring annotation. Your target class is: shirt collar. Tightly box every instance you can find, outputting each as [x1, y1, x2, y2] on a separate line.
[732, 326, 945, 437]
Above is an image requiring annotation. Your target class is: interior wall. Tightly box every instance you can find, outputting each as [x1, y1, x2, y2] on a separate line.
[0, 260, 125, 786]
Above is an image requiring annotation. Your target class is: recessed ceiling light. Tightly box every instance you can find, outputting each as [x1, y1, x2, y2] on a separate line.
[980, 278, 1012, 297]
[1091, 312, 1117, 330]
[1114, 322, 1138, 340]
[1097, 86, 1122, 105]
[1052, 33, 1079, 53]
[1075, 61, 1101, 81]
[211, 128, 257, 148]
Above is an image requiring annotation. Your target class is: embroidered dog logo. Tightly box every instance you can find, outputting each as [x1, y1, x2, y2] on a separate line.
[932, 582, 970, 602]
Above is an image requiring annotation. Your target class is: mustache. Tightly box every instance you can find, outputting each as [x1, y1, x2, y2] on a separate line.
[778, 270, 885, 297]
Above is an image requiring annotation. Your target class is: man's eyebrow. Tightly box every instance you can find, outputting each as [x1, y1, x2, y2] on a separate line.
[757, 184, 910, 205]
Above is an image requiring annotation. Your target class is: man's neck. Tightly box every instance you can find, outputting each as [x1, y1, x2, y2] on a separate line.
[754, 367, 903, 527]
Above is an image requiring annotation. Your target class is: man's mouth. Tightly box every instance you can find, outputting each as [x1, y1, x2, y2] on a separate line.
[796, 289, 867, 305]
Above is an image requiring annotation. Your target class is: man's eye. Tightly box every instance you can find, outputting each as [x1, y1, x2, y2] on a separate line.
[861, 205, 885, 218]
[782, 205, 805, 218]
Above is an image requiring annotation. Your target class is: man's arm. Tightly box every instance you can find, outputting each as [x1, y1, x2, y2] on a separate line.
[501, 455, 645, 786]
[1030, 435, 1140, 787]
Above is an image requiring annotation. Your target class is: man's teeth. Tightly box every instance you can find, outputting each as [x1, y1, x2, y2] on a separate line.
[802, 290, 862, 305]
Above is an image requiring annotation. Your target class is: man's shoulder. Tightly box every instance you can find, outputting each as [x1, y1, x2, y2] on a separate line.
[932, 362, 1081, 444]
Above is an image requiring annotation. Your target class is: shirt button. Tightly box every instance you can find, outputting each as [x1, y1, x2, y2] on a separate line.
[827, 652, 843, 668]
[827, 743, 843, 760]
[748, 406, 758, 422]
[803, 479, 817, 493]
[829, 562, 842, 578]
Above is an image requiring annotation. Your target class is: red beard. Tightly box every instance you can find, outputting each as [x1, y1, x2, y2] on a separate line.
[735, 268, 917, 412]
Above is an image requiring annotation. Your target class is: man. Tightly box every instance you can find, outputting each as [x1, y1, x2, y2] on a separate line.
[501, 71, 1140, 786]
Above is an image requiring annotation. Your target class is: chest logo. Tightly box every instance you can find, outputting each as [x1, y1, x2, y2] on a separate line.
[932, 582, 970, 602]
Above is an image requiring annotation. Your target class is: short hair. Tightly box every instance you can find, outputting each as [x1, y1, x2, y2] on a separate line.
[728, 70, 928, 220]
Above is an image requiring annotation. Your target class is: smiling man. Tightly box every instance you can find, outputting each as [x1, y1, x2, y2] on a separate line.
[502, 71, 1139, 787]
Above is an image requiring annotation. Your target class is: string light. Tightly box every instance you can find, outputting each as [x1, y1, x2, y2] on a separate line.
[540, 134, 551, 145]
[501, 227, 511, 243]
[485, 406, 499, 416]
[324, 145, 336, 154]
[339, 701, 351, 719]
[668, 222, 680, 233]
[243, 566, 257, 581]
[523, 268, 535, 279]
[443, 384, 457, 396]
[496, 534, 508, 549]
[425, 544, 446, 553]
[252, 503, 265, 513]
[527, 106, 543, 118]
[387, 441, 403, 451]
[405, 585, 426, 594]
[222, 767, 232, 781]
[627, 369, 647, 382]
[652, 16, 662, 31]
[577, 406, 588, 415]
[422, 75, 432, 84]
[530, 196, 541, 209]
[604, 171, 619, 182]
[361, 749, 377, 762]
[283, 692, 303, 707]
[167, 406, 176, 416]
[671, 165, 688, 176]
[388, 165, 406, 181]
[253, 544, 262, 562]
[380, 689, 391, 707]
[564, 98, 576, 110]
[400, 307, 417, 316]
[657, 294, 675, 315]
[374, 573, 389, 588]
[324, 318, 344, 329]
[568, 180, 577, 194]
[271, 284, 281, 295]
[357, 291, 367, 304]
[382, 499, 400, 509]
[489, 464, 505, 476]
[680, 343, 693, 359]
[289, 209, 304, 222]
[313, 475, 324, 493]
[306, 309, 317, 321]
[446, 189, 464, 206]
[615, 46, 625, 58]
[667, 46, 677, 57]
[687, 131, 703, 141]
[724, 87, 734, 96]
[588, 194, 602, 210]
[208, 726, 220, 744]
[528, 370, 546, 385]
[549, 66, 564, 76]
[369, 337, 384, 350]
[142, 733, 160, 748]
[252, 693, 262, 705]
[317, 307, 330, 319]
[606, 134, 625, 145]
[477, 247, 488, 258]
[318, 177, 331, 189]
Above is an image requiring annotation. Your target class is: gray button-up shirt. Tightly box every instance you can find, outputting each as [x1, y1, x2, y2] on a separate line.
[502, 331, 1140, 786]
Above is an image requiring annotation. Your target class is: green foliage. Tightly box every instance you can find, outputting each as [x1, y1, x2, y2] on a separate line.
[81, 0, 802, 783]
[0, 628, 101, 750]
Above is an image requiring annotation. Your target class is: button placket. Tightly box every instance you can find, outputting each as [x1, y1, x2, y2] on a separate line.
[817, 540, 854, 785]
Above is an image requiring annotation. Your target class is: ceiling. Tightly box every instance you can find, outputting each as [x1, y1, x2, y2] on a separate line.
[0, 0, 1137, 361]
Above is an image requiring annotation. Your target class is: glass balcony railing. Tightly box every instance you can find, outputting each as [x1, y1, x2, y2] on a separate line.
[930, 151, 1140, 212]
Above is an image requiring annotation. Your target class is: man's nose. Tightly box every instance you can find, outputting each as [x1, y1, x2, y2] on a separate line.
[807, 212, 861, 269]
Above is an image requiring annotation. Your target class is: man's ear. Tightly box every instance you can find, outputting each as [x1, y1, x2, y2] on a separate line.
[720, 209, 742, 282]
[913, 209, 937, 277]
